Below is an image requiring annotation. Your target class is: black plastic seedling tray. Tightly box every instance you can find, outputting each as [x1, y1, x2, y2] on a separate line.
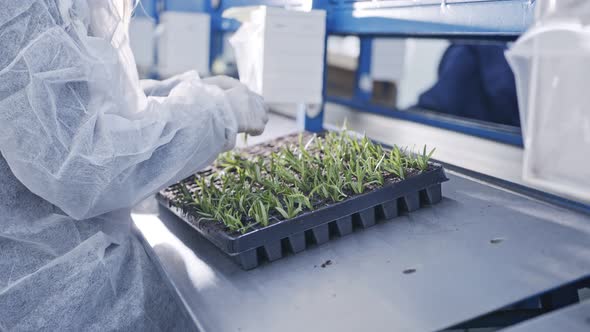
[157, 159, 448, 270]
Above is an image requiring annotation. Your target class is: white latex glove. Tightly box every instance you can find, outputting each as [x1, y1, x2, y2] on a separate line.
[201, 75, 243, 90]
[203, 76, 269, 136]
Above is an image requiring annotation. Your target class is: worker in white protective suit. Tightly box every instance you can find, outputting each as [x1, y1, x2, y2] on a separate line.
[0, 0, 268, 330]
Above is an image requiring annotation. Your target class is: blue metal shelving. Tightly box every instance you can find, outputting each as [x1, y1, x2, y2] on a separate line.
[316, 0, 536, 144]
[216, 0, 310, 11]
[153, 0, 536, 144]
[327, 0, 535, 36]
[163, 0, 207, 11]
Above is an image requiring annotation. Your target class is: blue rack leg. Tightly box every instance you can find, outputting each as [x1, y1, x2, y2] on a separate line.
[304, 107, 324, 133]
[354, 36, 373, 103]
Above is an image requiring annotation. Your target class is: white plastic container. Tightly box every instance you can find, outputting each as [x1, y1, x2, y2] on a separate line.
[226, 7, 326, 104]
[371, 38, 406, 82]
[129, 17, 155, 77]
[506, 23, 590, 203]
[157, 11, 211, 78]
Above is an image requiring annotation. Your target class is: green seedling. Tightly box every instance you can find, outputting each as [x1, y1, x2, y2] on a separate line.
[275, 193, 313, 220]
[310, 183, 347, 203]
[413, 145, 436, 171]
[248, 200, 270, 227]
[168, 130, 435, 233]
[381, 145, 407, 179]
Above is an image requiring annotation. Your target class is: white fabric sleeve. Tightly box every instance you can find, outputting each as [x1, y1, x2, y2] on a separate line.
[0, 1, 238, 220]
[140, 70, 201, 97]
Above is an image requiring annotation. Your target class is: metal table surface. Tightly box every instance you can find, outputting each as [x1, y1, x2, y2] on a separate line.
[131, 116, 590, 332]
[503, 300, 590, 332]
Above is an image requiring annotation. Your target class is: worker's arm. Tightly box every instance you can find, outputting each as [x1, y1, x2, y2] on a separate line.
[0, 2, 241, 220]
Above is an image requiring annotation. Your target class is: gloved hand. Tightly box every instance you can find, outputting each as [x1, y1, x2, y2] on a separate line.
[201, 75, 243, 90]
[203, 76, 269, 136]
[141, 70, 200, 97]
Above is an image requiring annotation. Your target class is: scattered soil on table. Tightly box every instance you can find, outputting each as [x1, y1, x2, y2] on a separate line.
[321, 260, 332, 268]
[490, 237, 505, 244]
[403, 268, 416, 274]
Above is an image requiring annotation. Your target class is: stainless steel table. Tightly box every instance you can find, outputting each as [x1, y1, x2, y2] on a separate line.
[132, 168, 590, 332]
[503, 300, 590, 332]
[130, 110, 590, 331]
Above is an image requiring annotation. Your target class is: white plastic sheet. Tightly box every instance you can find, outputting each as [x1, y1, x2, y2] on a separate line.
[229, 16, 265, 97]
[506, 0, 590, 202]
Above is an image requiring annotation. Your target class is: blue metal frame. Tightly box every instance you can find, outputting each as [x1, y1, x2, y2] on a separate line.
[327, 0, 536, 37]
[320, 0, 536, 143]
[154, 0, 536, 143]
[217, 0, 310, 11]
[324, 39, 525, 146]
[354, 37, 373, 103]
[327, 96, 524, 146]
[163, 0, 207, 11]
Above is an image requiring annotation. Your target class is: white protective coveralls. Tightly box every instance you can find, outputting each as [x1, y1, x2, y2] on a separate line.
[0, 0, 268, 330]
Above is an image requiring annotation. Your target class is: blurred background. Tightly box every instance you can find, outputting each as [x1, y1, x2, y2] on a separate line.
[130, 0, 520, 132]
